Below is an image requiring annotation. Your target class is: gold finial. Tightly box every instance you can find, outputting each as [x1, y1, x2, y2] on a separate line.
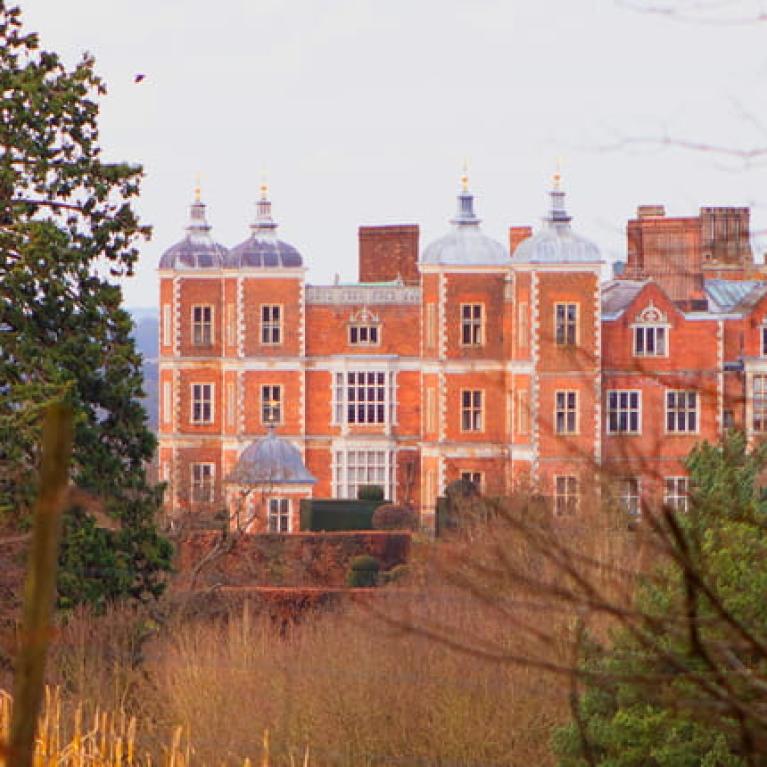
[460, 159, 469, 193]
[193, 175, 202, 203]
[552, 158, 563, 191]
[260, 181, 269, 200]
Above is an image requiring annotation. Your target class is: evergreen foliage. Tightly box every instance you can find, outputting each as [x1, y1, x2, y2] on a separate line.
[553, 431, 767, 766]
[0, 3, 171, 606]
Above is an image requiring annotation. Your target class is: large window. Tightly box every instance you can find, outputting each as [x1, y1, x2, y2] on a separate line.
[754, 375, 767, 433]
[634, 325, 666, 356]
[461, 304, 483, 346]
[191, 383, 214, 424]
[261, 384, 282, 425]
[555, 390, 578, 434]
[333, 371, 396, 426]
[664, 477, 689, 512]
[192, 305, 213, 346]
[261, 304, 281, 345]
[606, 390, 641, 434]
[554, 303, 578, 346]
[268, 498, 291, 533]
[162, 304, 172, 346]
[554, 475, 578, 516]
[333, 449, 394, 501]
[461, 390, 483, 432]
[190, 463, 214, 504]
[666, 390, 698, 433]
[619, 477, 641, 516]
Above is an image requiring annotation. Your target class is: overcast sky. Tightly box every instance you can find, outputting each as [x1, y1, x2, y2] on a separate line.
[23, 0, 767, 307]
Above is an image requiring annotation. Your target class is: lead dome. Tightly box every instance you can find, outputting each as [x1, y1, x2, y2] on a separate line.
[158, 189, 228, 270]
[226, 429, 316, 486]
[421, 175, 508, 267]
[226, 184, 304, 269]
[512, 176, 602, 265]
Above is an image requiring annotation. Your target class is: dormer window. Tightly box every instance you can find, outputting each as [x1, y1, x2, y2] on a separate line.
[632, 302, 669, 357]
[348, 308, 380, 346]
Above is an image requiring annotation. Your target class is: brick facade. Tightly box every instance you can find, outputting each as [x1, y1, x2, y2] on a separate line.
[158, 186, 767, 527]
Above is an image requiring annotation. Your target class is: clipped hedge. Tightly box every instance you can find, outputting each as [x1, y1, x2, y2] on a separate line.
[300, 499, 388, 532]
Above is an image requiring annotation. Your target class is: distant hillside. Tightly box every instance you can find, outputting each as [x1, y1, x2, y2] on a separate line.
[127, 308, 159, 430]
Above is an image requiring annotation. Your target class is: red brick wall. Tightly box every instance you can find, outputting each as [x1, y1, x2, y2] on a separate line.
[358, 225, 419, 285]
[305, 303, 420, 356]
[242, 277, 302, 357]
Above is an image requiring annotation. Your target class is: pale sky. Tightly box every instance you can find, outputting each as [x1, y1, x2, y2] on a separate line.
[23, 0, 767, 307]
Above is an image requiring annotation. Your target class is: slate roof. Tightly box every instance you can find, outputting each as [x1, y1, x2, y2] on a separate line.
[705, 279, 765, 313]
[601, 279, 649, 316]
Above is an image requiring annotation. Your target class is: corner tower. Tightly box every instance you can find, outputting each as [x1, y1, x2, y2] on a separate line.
[510, 173, 604, 515]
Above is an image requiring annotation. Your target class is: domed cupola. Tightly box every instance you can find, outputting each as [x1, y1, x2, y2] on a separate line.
[226, 184, 304, 269]
[421, 171, 508, 267]
[158, 186, 228, 270]
[511, 173, 602, 265]
[226, 428, 316, 486]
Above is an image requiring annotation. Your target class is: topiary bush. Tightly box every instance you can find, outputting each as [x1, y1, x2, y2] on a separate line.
[372, 503, 418, 531]
[346, 554, 381, 587]
[357, 485, 385, 502]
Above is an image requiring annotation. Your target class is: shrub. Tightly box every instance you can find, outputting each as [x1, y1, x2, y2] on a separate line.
[345, 554, 380, 587]
[357, 485, 384, 502]
[372, 504, 418, 531]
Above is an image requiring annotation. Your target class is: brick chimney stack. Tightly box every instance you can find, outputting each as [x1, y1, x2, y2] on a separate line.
[358, 225, 420, 285]
[509, 225, 533, 255]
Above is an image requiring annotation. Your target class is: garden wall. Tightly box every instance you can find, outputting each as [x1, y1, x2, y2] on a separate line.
[175, 530, 411, 589]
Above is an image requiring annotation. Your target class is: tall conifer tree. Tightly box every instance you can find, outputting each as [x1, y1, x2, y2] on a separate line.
[0, 2, 171, 607]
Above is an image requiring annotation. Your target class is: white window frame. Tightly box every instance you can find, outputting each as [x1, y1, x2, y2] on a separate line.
[191, 383, 214, 425]
[191, 304, 214, 347]
[754, 375, 767, 433]
[606, 390, 641, 435]
[162, 381, 172, 425]
[633, 324, 668, 357]
[619, 477, 641, 517]
[333, 371, 396, 426]
[268, 498, 291, 533]
[260, 304, 282, 345]
[517, 301, 529, 349]
[425, 386, 436, 434]
[554, 475, 578, 516]
[425, 303, 437, 350]
[226, 303, 236, 347]
[665, 390, 699, 434]
[162, 304, 172, 347]
[261, 384, 283, 425]
[190, 462, 215, 504]
[460, 389, 483, 433]
[460, 303, 484, 347]
[333, 448, 394, 501]
[555, 390, 578, 435]
[664, 477, 690, 512]
[226, 381, 236, 428]
[348, 309, 381, 347]
[554, 302, 578, 346]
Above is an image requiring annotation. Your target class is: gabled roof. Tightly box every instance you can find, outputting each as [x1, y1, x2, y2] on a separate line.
[705, 279, 764, 313]
[601, 279, 649, 317]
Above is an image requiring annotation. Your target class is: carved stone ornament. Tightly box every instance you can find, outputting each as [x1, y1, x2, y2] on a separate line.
[635, 300, 667, 325]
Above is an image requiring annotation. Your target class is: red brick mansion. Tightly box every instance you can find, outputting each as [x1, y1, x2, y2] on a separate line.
[157, 173, 767, 530]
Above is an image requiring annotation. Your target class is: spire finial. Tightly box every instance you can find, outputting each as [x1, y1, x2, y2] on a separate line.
[461, 159, 469, 193]
[552, 158, 562, 192]
[194, 175, 202, 203]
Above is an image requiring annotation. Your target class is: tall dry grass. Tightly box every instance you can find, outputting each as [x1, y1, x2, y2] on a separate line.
[142, 593, 565, 767]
